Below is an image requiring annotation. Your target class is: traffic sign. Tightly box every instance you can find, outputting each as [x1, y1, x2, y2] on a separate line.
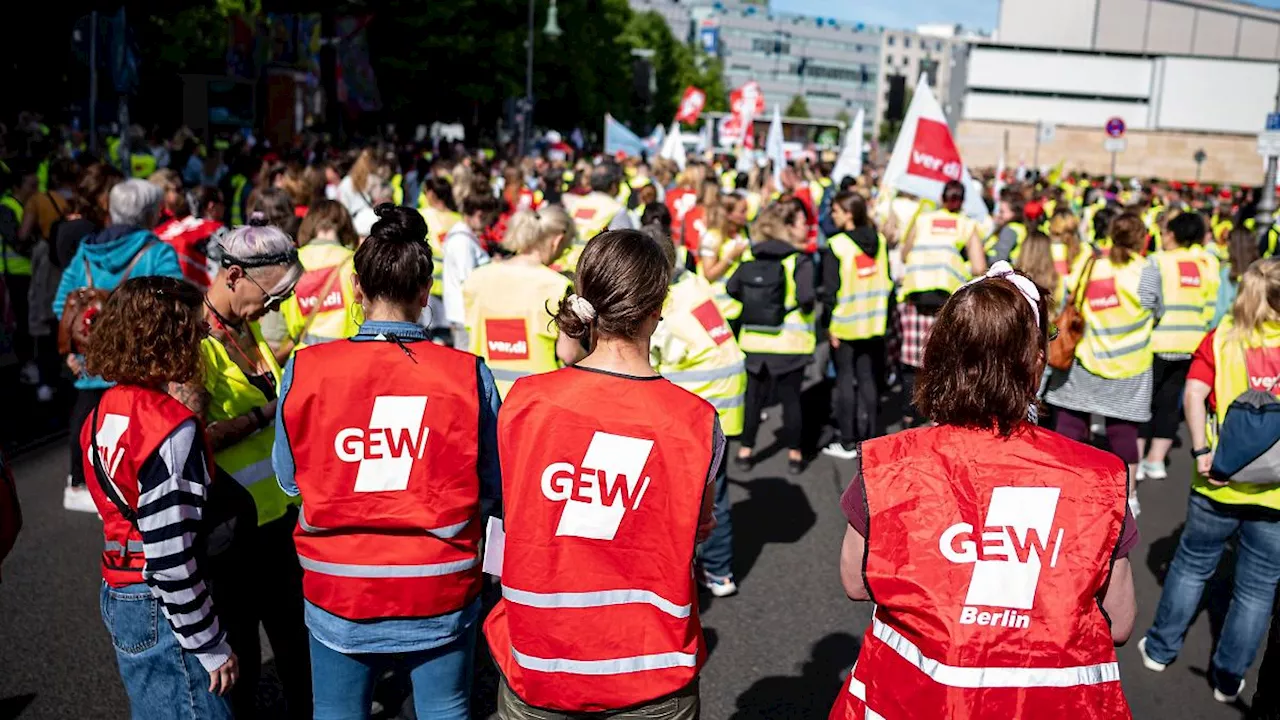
[1038, 123, 1056, 144]
[1104, 137, 1127, 153]
[1105, 117, 1126, 138]
[1259, 132, 1280, 157]
[1267, 113, 1280, 131]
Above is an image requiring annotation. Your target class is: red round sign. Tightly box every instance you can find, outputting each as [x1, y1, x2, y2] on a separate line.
[1105, 117, 1126, 138]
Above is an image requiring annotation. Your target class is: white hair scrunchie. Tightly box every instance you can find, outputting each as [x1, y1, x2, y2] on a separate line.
[567, 294, 597, 323]
[960, 260, 1041, 327]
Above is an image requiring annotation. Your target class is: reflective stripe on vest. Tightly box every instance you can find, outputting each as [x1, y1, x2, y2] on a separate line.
[656, 272, 747, 435]
[509, 646, 699, 676]
[829, 232, 891, 341]
[661, 363, 746, 383]
[297, 554, 478, 578]
[105, 540, 146, 554]
[1075, 259, 1153, 379]
[901, 210, 973, 297]
[738, 254, 816, 356]
[1151, 248, 1217, 355]
[503, 586, 691, 618]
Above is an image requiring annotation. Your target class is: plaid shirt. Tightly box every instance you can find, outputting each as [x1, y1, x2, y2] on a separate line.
[897, 299, 937, 369]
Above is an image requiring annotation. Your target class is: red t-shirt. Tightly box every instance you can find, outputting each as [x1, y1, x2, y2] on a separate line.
[1187, 330, 1218, 410]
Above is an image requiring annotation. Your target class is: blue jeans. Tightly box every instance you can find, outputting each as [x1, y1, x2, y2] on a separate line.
[1144, 493, 1280, 690]
[100, 583, 232, 720]
[699, 459, 734, 579]
[310, 625, 476, 720]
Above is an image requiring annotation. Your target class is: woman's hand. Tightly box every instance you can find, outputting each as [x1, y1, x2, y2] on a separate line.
[208, 653, 238, 696]
[726, 239, 748, 262]
[830, 336, 841, 349]
[66, 354, 85, 376]
[1198, 451, 1225, 484]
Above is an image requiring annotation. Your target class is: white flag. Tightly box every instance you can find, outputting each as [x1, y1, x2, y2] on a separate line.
[659, 121, 686, 171]
[832, 108, 864, 185]
[766, 104, 785, 185]
[994, 145, 1006, 199]
[882, 74, 989, 222]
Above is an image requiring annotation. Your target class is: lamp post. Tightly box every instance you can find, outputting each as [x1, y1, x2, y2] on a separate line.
[520, 0, 562, 158]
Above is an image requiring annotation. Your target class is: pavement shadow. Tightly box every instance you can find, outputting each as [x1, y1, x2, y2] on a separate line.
[0, 694, 36, 720]
[729, 632, 861, 719]
[728, 476, 817, 584]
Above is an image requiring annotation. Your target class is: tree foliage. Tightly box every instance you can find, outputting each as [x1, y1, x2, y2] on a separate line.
[784, 95, 809, 119]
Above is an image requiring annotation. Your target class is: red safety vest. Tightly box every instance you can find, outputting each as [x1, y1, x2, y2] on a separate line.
[283, 338, 483, 621]
[830, 425, 1131, 720]
[484, 367, 717, 713]
[81, 385, 203, 588]
[156, 216, 222, 291]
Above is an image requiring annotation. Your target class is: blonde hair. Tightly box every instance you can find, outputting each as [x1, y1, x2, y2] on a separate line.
[1227, 258, 1280, 346]
[1015, 232, 1059, 298]
[502, 207, 575, 255]
[347, 149, 376, 194]
[1048, 209, 1080, 265]
[750, 201, 805, 246]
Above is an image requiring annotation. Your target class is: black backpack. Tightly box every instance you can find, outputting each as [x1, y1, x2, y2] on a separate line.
[736, 257, 788, 328]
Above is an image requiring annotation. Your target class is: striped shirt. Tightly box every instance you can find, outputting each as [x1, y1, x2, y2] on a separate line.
[137, 419, 231, 673]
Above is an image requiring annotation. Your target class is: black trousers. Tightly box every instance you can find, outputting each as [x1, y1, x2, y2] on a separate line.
[210, 506, 313, 720]
[833, 337, 885, 446]
[5, 274, 32, 364]
[1141, 357, 1191, 442]
[740, 364, 804, 451]
[68, 387, 106, 487]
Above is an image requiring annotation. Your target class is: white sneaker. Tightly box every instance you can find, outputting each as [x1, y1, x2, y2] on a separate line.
[1137, 637, 1166, 672]
[702, 572, 738, 598]
[1128, 495, 1141, 518]
[36, 385, 54, 403]
[63, 484, 98, 514]
[19, 361, 39, 385]
[1141, 460, 1167, 481]
[821, 442, 859, 460]
[1214, 677, 1245, 703]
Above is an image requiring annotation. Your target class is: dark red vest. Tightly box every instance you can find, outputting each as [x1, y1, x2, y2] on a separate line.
[283, 338, 483, 620]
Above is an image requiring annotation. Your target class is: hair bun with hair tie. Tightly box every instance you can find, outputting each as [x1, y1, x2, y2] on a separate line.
[567, 294, 597, 323]
[247, 211, 269, 227]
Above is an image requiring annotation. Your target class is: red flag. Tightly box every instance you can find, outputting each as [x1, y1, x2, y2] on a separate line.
[675, 86, 706, 125]
[905, 118, 964, 184]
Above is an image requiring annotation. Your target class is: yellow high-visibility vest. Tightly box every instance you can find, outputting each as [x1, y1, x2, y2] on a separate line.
[828, 231, 891, 341]
[0, 194, 31, 276]
[200, 325, 295, 526]
[229, 175, 249, 226]
[558, 193, 622, 273]
[421, 207, 460, 298]
[900, 209, 975, 298]
[985, 221, 1027, 263]
[463, 261, 571, 398]
[738, 254, 816, 356]
[1151, 246, 1219, 355]
[1075, 257, 1153, 379]
[653, 270, 747, 436]
[279, 241, 360, 350]
[1195, 316, 1280, 511]
[699, 229, 751, 322]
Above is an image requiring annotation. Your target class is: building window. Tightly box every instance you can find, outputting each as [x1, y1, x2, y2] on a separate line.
[887, 35, 895, 46]
[904, 36, 911, 48]
[752, 37, 789, 54]
[885, 54, 893, 66]
[801, 64, 864, 82]
[936, 41, 944, 51]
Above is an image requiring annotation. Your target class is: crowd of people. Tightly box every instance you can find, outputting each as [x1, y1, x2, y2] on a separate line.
[5, 116, 1280, 719]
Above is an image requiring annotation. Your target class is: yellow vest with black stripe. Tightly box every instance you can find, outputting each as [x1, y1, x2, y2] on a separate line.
[653, 270, 747, 435]
[985, 221, 1028, 263]
[421, 207, 460, 298]
[130, 153, 157, 180]
[279, 241, 360, 349]
[1075, 257, 1153, 379]
[1151, 246, 1219, 355]
[901, 209, 974, 298]
[559, 192, 621, 273]
[228, 175, 249, 226]
[738, 254, 816, 356]
[1194, 317, 1280, 510]
[0, 195, 31, 276]
[463, 261, 571, 398]
[828, 231, 891, 341]
[201, 324, 295, 526]
[700, 229, 750, 322]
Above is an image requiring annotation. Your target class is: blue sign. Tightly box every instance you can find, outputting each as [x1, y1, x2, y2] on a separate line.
[1105, 117, 1126, 138]
[1267, 113, 1280, 131]
[700, 26, 719, 55]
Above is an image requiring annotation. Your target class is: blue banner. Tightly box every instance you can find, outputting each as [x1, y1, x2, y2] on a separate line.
[604, 115, 647, 158]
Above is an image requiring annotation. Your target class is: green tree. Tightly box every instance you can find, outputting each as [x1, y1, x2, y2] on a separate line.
[834, 109, 852, 128]
[784, 95, 809, 119]
[620, 10, 727, 131]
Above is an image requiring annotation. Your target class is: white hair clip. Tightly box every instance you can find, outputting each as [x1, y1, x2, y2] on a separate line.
[960, 260, 1041, 327]
[567, 294, 597, 323]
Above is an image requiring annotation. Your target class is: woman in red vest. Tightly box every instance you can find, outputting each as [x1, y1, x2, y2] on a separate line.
[485, 229, 720, 719]
[829, 262, 1139, 720]
[273, 204, 501, 720]
[81, 276, 238, 719]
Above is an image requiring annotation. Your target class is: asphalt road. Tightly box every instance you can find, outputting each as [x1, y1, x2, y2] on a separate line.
[0, 388, 1267, 720]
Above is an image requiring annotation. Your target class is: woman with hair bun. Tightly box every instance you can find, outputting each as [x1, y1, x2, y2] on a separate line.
[274, 204, 502, 719]
[463, 207, 584, 397]
[485, 229, 720, 719]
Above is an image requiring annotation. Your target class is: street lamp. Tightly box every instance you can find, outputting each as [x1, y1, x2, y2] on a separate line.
[520, 0, 562, 157]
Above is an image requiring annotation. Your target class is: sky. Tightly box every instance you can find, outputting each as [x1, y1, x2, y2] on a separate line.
[770, 0, 1280, 34]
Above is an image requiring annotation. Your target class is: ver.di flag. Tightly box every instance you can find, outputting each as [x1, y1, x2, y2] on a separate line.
[675, 86, 707, 125]
[882, 75, 989, 222]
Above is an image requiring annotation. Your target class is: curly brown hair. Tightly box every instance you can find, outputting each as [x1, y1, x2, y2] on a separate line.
[86, 276, 206, 388]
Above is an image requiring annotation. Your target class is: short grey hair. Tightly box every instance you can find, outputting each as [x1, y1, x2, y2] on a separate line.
[109, 179, 164, 227]
[216, 224, 304, 285]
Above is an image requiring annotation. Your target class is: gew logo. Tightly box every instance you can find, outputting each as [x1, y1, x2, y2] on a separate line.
[541, 432, 655, 541]
[91, 413, 132, 480]
[334, 396, 430, 493]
